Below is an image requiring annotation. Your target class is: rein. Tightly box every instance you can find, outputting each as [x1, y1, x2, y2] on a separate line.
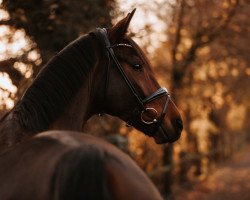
[92, 28, 171, 135]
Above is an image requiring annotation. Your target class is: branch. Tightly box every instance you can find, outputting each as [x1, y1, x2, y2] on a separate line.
[0, 19, 15, 26]
[197, 0, 239, 45]
[171, 0, 185, 67]
[0, 58, 23, 86]
[180, 0, 240, 73]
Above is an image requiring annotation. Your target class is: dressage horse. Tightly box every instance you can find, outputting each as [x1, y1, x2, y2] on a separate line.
[0, 9, 183, 199]
[0, 131, 163, 200]
[0, 9, 182, 152]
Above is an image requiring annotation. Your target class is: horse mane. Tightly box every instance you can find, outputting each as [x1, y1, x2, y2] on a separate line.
[50, 146, 112, 200]
[13, 34, 96, 132]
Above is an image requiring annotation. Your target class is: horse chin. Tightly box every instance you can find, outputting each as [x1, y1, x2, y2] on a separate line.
[152, 125, 181, 144]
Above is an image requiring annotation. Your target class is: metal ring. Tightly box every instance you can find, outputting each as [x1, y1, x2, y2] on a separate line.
[141, 107, 158, 125]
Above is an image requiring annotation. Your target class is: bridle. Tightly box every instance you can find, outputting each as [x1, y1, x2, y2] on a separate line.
[93, 28, 171, 135]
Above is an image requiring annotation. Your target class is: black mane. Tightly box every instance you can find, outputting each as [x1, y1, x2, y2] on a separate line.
[13, 34, 96, 132]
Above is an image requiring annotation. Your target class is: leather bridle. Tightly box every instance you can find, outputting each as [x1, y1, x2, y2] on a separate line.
[93, 28, 171, 135]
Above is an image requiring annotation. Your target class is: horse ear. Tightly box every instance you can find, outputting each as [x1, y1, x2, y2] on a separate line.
[108, 8, 136, 44]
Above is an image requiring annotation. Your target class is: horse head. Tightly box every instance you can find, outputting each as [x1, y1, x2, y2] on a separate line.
[93, 9, 183, 143]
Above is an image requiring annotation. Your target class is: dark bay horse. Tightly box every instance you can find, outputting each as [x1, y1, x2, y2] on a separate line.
[0, 131, 163, 200]
[0, 9, 182, 199]
[0, 9, 182, 152]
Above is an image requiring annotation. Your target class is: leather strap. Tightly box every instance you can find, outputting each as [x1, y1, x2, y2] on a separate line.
[142, 87, 169, 104]
[91, 28, 171, 136]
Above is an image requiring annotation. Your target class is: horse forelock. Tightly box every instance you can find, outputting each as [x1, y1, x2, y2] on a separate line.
[13, 34, 96, 132]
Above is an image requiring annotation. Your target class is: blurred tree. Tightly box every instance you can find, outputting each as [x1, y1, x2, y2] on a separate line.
[0, 0, 114, 98]
[148, 0, 250, 197]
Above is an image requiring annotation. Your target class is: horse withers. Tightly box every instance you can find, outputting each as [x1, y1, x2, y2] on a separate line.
[0, 9, 182, 152]
[0, 131, 163, 200]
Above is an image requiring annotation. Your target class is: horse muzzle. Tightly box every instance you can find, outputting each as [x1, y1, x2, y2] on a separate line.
[152, 119, 183, 144]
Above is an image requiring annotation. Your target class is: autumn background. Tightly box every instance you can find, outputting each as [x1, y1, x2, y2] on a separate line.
[0, 0, 249, 199]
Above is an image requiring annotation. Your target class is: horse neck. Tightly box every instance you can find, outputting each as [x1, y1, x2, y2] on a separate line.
[49, 59, 106, 131]
[48, 73, 97, 131]
[0, 54, 106, 151]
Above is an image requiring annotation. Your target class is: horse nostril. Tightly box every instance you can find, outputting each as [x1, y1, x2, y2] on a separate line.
[175, 119, 183, 133]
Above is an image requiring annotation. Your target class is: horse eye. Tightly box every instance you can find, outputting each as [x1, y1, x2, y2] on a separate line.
[132, 64, 142, 71]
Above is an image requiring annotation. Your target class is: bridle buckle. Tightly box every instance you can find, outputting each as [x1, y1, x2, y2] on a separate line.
[141, 107, 158, 125]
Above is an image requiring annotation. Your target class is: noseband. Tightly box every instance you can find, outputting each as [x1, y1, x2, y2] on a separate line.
[93, 28, 171, 135]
